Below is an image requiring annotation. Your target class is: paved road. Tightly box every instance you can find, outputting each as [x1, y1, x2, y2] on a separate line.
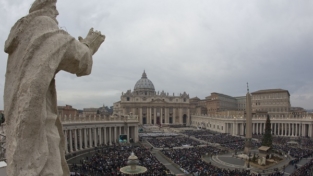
[151, 149, 185, 175]
[283, 157, 312, 176]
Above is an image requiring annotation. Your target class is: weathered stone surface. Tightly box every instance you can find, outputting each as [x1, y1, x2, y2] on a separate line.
[3, 0, 104, 175]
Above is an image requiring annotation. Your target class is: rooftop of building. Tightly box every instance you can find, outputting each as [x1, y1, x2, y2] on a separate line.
[251, 89, 290, 96]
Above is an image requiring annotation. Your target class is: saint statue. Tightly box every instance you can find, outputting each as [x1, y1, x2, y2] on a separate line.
[3, 0, 105, 175]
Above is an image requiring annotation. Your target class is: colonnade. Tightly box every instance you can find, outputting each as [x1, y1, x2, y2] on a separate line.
[228, 122, 313, 137]
[63, 125, 138, 154]
[192, 115, 313, 138]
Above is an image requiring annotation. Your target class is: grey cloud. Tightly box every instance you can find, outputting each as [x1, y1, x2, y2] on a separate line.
[0, 0, 313, 109]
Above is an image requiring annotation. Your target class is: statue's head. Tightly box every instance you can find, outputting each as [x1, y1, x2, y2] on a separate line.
[29, 0, 58, 18]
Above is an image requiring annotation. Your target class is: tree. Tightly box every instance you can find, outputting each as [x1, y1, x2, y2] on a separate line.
[261, 114, 273, 147]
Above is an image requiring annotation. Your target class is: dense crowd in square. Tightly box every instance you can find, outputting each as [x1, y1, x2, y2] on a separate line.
[146, 137, 201, 148]
[161, 146, 250, 175]
[70, 145, 171, 176]
[67, 128, 313, 176]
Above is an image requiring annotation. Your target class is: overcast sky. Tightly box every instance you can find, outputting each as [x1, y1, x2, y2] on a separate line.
[0, 0, 313, 110]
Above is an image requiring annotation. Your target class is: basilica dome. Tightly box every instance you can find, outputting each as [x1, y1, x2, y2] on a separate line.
[134, 71, 155, 91]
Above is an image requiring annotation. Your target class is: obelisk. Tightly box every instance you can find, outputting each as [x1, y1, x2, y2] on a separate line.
[244, 83, 252, 154]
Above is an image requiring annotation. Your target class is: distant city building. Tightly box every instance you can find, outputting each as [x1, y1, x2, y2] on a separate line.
[206, 92, 238, 114]
[58, 105, 78, 119]
[83, 108, 99, 116]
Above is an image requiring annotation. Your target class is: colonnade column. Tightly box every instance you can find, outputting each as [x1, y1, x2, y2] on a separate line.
[94, 128, 97, 146]
[296, 124, 298, 136]
[273, 123, 276, 135]
[114, 126, 117, 144]
[79, 129, 82, 150]
[99, 127, 102, 145]
[109, 127, 112, 145]
[289, 123, 291, 136]
[127, 126, 129, 143]
[104, 127, 107, 145]
[89, 128, 92, 147]
[64, 130, 68, 153]
[74, 129, 77, 151]
[84, 128, 87, 149]
[69, 130, 73, 153]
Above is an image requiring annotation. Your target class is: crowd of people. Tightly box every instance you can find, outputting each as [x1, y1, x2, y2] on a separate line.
[183, 130, 245, 145]
[161, 147, 250, 175]
[67, 128, 313, 176]
[70, 145, 172, 175]
[290, 159, 313, 176]
[146, 137, 201, 148]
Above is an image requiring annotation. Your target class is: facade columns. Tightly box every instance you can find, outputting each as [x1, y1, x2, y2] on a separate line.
[165, 108, 168, 124]
[154, 108, 156, 125]
[149, 108, 152, 124]
[289, 123, 291, 136]
[135, 126, 138, 142]
[187, 109, 190, 126]
[173, 108, 176, 124]
[139, 108, 143, 124]
[308, 124, 312, 137]
[179, 108, 182, 124]
[161, 108, 163, 124]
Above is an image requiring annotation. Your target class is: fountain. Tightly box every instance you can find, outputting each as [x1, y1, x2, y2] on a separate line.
[120, 152, 147, 175]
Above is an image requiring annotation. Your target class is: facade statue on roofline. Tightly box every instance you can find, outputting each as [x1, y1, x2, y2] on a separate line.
[3, 0, 105, 175]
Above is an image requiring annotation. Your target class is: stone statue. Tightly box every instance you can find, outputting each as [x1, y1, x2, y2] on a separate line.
[3, 0, 105, 175]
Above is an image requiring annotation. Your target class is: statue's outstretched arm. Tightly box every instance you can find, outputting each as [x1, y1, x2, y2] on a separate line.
[78, 28, 105, 55]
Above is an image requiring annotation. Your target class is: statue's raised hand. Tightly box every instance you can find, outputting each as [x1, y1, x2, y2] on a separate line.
[78, 28, 105, 55]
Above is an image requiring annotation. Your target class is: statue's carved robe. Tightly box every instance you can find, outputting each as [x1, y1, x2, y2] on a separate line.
[4, 10, 92, 176]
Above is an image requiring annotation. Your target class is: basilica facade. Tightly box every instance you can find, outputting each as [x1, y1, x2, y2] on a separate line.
[113, 71, 191, 126]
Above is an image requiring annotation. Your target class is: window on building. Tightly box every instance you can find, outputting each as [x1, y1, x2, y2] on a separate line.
[127, 97, 130, 101]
